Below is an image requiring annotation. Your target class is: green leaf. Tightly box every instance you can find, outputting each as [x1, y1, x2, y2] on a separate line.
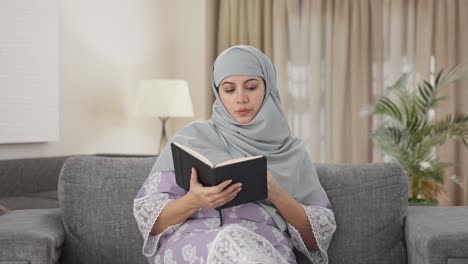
[434, 70, 443, 87]
[366, 63, 468, 200]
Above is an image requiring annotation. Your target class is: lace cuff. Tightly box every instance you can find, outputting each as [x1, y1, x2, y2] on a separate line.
[133, 170, 185, 257]
[134, 193, 181, 257]
[287, 205, 336, 264]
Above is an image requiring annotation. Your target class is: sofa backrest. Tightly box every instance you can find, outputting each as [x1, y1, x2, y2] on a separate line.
[58, 155, 156, 264]
[58, 156, 408, 264]
[316, 162, 408, 264]
[0, 156, 70, 197]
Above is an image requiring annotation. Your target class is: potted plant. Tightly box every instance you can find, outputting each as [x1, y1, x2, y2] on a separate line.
[364, 64, 468, 204]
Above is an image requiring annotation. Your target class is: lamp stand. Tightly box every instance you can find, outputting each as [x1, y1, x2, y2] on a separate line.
[159, 116, 169, 154]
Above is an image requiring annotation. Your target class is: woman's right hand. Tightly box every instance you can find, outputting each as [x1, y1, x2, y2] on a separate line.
[186, 168, 242, 209]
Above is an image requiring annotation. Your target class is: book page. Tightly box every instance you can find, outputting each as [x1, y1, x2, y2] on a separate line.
[173, 142, 214, 167]
[216, 155, 263, 167]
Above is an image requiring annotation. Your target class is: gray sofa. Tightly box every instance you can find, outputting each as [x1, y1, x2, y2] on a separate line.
[0, 155, 467, 264]
[0, 156, 70, 212]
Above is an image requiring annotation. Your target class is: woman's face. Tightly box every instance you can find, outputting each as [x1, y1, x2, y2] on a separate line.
[218, 75, 266, 124]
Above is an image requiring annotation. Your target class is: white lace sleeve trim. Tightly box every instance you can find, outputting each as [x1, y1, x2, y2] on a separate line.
[287, 205, 336, 264]
[133, 171, 182, 257]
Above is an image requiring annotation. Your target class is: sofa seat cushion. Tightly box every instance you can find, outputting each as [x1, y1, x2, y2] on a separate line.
[0, 205, 8, 216]
[0, 209, 63, 263]
[448, 259, 468, 264]
[0, 191, 59, 210]
[29, 190, 58, 199]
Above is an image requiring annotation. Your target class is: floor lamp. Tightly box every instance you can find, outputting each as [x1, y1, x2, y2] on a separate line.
[136, 79, 194, 154]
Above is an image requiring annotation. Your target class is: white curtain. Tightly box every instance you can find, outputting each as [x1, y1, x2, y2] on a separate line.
[286, 0, 373, 163]
[216, 0, 468, 205]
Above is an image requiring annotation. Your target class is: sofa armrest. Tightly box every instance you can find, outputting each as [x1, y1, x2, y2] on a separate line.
[0, 208, 64, 264]
[405, 206, 468, 264]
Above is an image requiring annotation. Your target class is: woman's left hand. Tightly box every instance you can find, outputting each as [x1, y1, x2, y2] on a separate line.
[266, 171, 319, 251]
[266, 171, 287, 205]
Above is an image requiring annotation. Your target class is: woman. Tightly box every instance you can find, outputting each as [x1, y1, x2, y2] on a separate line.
[134, 45, 336, 264]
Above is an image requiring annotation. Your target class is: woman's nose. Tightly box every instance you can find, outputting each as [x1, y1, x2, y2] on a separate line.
[236, 90, 248, 103]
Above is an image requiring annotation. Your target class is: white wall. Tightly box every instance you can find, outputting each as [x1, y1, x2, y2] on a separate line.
[0, 0, 216, 159]
[164, 0, 217, 135]
[0, 0, 59, 144]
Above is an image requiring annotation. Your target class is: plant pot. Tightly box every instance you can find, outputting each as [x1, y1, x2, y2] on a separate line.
[408, 198, 438, 206]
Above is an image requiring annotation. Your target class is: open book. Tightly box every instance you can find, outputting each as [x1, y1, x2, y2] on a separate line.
[171, 142, 267, 209]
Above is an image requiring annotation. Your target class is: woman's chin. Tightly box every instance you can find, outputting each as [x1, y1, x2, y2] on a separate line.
[235, 115, 254, 124]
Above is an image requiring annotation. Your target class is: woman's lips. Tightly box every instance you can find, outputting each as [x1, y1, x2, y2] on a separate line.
[236, 109, 251, 116]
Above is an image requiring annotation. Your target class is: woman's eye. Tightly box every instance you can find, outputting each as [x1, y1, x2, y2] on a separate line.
[247, 86, 257, 90]
[224, 89, 234, 93]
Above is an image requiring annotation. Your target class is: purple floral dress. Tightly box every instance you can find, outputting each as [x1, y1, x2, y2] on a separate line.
[134, 171, 336, 264]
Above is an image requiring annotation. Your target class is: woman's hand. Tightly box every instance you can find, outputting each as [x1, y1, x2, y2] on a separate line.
[266, 171, 319, 250]
[186, 168, 242, 209]
[266, 171, 287, 205]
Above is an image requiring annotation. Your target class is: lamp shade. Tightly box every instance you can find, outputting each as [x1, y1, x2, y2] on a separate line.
[136, 79, 194, 117]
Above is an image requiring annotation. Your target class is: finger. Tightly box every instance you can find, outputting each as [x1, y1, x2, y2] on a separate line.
[212, 187, 242, 207]
[205, 179, 232, 195]
[266, 171, 274, 182]
[190, 168, 200, 186]
[205, 184, 240, 205]
[220, 182, 242, 196]
[212, 183, 242, 202]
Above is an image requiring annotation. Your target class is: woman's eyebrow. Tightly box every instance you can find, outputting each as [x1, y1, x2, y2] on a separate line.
[221, 81, 235, 86]
[221, 78, 259, 87]
[244, 78, 259, 83]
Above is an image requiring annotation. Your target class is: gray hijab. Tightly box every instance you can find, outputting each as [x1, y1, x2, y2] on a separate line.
[154, 45, 329, 228]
